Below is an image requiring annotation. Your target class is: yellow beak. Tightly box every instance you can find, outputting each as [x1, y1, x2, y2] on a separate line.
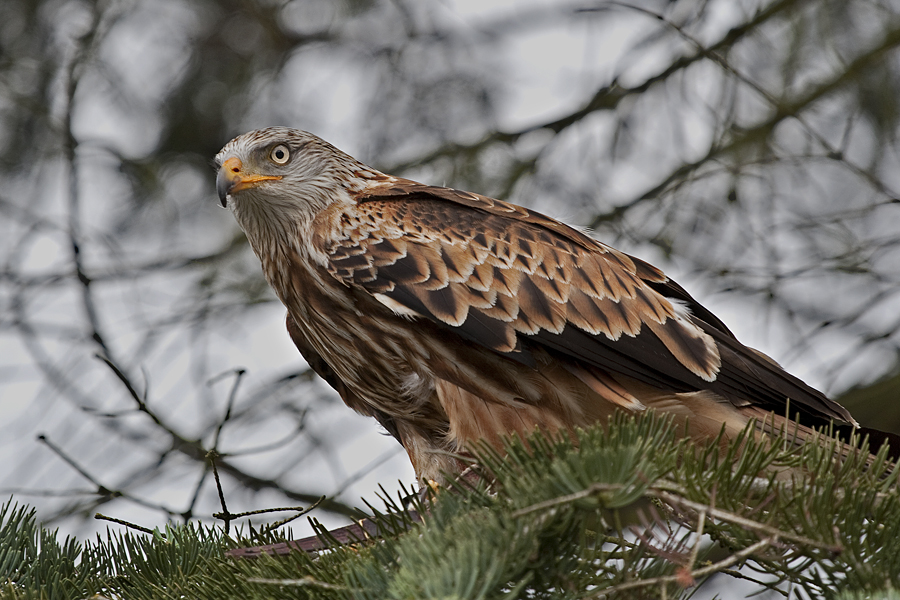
[216, 157, 283, 206]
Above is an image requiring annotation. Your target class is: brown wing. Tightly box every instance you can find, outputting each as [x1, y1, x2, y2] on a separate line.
[319, 181, 854, 426]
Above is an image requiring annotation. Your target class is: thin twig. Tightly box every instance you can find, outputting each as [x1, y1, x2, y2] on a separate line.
[36, 434, 116, 497]
[63, 4, 109, 357]
[94, 354, 159, 423]
[246, 577, 351, 590]
[94, 513, 155, 535]
[37, 433, 185, 517]
[512, 481, 841, 554]
[94, 355, 363, 519]
[208, 450, 232, 534]
[217, 501, 325, 520]
[387, 0, 802, 176]
[653, 490, 841, 553]
[616, 0, 900, 202]
[511, 482, 626, 518]
[589, 537, 776, 597]
[181, 465, 211, 522]
[211, 368, 246, 450]
[588, 22, 900, 228]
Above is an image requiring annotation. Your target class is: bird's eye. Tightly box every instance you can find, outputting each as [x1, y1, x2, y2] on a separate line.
[270, 144, 290, 165]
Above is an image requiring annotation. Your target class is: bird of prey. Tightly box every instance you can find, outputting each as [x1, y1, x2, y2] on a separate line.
[215, 127, 886, 484]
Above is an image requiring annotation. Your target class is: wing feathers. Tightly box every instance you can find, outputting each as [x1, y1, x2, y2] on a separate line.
[468, 261, 495, 291]
[531, 270, 569, 304]
[479, 290, 519, 322]
[569, 258, 612, 299]
[326, 194, 720, 383]
[645, 319, 720, 382]
[633, 286, 674, 324]
[513, 276, 567, 335]
[372, 237, 407, 266]
[417, 284, 468, 325]
[533, 247, 568, 282]
[567, 287, 640, 340]
[377, 249, 432, 285]
[441, 243, 476, 281]
[319, 185, 849, 427]
[490, 267, 523, 297]
[417, 245, 449, 290]
[466, 309, 519, 353]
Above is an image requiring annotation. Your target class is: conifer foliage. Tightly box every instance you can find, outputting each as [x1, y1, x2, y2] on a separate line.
[2, 413, 900, 599]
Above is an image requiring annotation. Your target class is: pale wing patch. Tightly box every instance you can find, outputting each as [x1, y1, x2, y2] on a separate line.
[374, 293, 423, 318]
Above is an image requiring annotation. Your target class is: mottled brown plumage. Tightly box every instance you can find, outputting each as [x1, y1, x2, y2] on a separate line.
[216, 127, 871, 483]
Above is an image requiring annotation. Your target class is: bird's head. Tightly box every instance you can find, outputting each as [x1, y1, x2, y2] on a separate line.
[215, 127, 368, 234]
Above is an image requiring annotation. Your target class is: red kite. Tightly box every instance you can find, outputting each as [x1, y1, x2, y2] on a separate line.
[216, 127, 886, 483]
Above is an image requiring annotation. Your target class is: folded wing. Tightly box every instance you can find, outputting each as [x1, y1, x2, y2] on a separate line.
[318, 181, 854, 427]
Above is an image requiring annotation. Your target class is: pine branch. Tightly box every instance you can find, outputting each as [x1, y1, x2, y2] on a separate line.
[3, 414, 900, 599]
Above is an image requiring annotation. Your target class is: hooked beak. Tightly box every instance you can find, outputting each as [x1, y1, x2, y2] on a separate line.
[216, 157, 283, 207]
